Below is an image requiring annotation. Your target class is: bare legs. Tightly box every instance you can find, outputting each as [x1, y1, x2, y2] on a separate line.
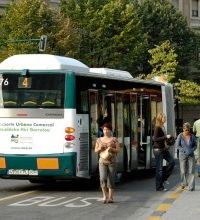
[99, 163, 116, 203]
[101, 187, 114, 203]
[108, 188, 114, 203]
[101, 186, 108, 203]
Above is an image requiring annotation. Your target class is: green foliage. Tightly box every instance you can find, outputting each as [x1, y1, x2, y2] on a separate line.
[0, 0, 80, 60]
[176, 80, 200, 104]
[135, 0, 199, 104]
[0, 0, 52, 57]
[60, 0, 148, 73]
[147, 40, 178, 82]
[0, 0, 199, 105]
[48, 13, 80, 57]
[140, 40, 200, 105]
[136, 0, 196, 74]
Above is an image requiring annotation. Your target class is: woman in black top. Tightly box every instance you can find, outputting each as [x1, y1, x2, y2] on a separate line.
[153, 113, 175, 191]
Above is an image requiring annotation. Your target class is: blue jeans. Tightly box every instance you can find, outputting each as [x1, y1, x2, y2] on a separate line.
[179, 154, 195, 190]
[153, 149, 175, 190]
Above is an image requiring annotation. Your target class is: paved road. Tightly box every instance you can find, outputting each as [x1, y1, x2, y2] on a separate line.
[0, 163, 181, 220]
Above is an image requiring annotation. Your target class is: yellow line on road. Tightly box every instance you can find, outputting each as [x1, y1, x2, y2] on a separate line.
[148, 184, 184, 219]
[156, 203, 171, 211]
[167, 192, 181, 199]
[148, 216, 162, 220]
[0, 190, 37, 202]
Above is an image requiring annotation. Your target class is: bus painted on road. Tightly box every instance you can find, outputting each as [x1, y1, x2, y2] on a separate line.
[0, 54, 175, 182]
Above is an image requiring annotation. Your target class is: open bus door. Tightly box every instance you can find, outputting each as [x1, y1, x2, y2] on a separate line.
[137, 94, 151, 169]
[129, 93, 138, 170]
[88, 89, 124, 175]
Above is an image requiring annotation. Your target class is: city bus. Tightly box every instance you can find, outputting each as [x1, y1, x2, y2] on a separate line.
[0, 54, 175, 182]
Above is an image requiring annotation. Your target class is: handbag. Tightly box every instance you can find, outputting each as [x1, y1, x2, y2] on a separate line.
[166, 136, 175, 146]
[100, 148, 113, 161]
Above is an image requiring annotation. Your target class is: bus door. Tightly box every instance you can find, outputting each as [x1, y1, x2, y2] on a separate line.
[88, 90, 99, 175]
[76, 90, 90, 178]
[151, 94, 163, 167]
[88, 90, 118, 174]
[115, 92, 124, 171]
[99, 90, 124, 172]
[123, 94, 131, 172]
[150, 95, 157, 167]
[137, 94, 151, 169]
[130, 93, 138, 170]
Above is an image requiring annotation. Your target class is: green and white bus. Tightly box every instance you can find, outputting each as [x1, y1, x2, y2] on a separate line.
[0, 54, 175, 182]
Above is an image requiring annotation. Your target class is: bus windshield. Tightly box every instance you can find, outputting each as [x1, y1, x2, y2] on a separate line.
[0, 73, 65, 108]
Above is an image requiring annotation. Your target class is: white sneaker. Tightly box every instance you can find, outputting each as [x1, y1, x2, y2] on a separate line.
[164, 180, 170, 185]
[157, 187, 168, 191]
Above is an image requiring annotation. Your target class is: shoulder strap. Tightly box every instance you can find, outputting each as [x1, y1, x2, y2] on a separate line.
[112, 137, 118, 143]
[97, 138, 101, 144]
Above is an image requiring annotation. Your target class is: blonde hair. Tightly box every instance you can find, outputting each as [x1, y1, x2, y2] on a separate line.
[155, 113, 166, 127]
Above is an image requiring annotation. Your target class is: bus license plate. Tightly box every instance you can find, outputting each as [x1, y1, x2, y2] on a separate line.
[7, 169, 38, 176]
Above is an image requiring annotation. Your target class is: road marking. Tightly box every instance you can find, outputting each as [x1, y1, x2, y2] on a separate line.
[148, 216, 162, 220]
[148, 185, 184, 219]
[9, 196, 102, 207]
[10, 196, 57, 206]
[156, 203, 171, 211]
[0, 190, 37, 202]
[167, 192, 181, 199]
[64, 197, 102, 207]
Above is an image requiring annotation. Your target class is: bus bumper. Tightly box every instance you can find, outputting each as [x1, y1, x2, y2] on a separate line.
[0, 153, 77, 180]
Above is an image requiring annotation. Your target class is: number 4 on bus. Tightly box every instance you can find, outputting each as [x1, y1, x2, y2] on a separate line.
[18, 77, 32, 88]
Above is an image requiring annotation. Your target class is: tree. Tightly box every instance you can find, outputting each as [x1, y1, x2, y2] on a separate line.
[147, 40, 178, 82]
[0, 0, 80, 60]
[135, 0, 197, 77]
[176, 80, 200, 104]
[48, 12, 81, 57]
[60, 0, 148, 73]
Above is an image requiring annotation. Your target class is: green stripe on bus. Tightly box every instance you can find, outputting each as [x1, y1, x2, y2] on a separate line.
[65, 71, 76, 108]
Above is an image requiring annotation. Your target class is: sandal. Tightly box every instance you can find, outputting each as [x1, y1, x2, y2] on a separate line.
[181, 185, 185, 189]
[102, 198, 107, 204]
[108, 199, 114, 203]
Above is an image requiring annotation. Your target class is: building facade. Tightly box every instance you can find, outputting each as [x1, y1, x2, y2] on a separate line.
[0, 0, 60, 14]
[170, 0, 200, 30]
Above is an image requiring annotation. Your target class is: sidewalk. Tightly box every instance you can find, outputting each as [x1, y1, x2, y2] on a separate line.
[150, 174, 200, 220]
[162, 175, 200, 220]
